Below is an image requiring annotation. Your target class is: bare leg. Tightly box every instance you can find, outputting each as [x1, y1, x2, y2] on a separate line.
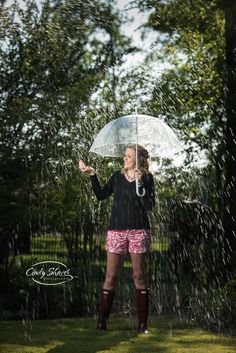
[130, 252, 148, 289]
[103, 252, 126, 290]
[97, 252, 125, 330]
[130, 252, 149, 332]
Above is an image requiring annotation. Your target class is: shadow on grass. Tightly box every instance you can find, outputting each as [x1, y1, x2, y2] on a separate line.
[45, 320, 170, 353]
[0, 318, 171, 353]
[0, 317, 236, 353]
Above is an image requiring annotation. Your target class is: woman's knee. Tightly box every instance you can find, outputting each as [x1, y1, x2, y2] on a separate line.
[105, 272, 119, 286]
[133, 270, 146, 286]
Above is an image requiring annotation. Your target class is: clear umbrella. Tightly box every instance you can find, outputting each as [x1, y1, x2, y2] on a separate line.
[90, 114, 183, 196]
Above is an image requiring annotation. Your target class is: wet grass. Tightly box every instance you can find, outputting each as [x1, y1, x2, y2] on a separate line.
[0, 317, 235, 353]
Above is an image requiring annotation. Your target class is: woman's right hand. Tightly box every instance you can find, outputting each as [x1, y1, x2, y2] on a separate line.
[78, 160, 95, 175]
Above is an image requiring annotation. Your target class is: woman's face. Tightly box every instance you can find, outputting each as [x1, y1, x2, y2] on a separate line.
[124, 148, 136, 170]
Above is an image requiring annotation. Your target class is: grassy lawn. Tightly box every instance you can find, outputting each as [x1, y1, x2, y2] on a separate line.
[0, 317, 235, 353]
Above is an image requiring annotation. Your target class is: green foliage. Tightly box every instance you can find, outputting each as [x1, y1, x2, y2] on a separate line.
[133, 1, 236, 273]
[0, 0, 131, 247]
[125, 0, 227, 213]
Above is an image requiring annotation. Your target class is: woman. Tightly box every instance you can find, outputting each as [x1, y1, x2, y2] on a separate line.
[79, 144, 155, 333]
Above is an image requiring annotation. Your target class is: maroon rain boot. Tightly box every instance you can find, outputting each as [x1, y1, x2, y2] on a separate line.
[136, 288, 149, 333]
[96, 288, 115, 331]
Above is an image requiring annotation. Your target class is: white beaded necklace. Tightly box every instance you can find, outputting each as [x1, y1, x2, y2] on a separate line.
[125, 171, 135, 181]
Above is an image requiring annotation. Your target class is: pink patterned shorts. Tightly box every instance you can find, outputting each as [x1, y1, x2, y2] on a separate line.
[106, 229, 151, 254]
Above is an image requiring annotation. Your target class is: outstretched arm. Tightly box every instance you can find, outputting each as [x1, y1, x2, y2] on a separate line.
[78, 160, 113, 201]
[90, 174, 114, 201]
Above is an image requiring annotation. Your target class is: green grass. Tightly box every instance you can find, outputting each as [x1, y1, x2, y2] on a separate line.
[0, 317, 235, 353]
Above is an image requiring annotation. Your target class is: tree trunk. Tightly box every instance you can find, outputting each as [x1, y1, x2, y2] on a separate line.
[223, 0, 236, 272]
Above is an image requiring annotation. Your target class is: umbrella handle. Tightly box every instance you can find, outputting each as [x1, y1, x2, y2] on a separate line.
[135, 113, 145, 197]
[135, 179, 146, 197]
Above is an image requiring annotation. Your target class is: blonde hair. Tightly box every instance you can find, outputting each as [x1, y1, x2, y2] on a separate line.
[121, 144, 150, 174]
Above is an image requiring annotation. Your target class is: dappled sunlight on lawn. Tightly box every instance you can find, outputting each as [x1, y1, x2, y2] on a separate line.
[0, 318, 235, 353]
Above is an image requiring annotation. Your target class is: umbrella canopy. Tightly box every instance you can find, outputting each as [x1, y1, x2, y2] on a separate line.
[89, 114, 183, 158]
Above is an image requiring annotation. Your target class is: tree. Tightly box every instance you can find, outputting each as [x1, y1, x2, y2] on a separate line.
[132, 0, 235, 271]
[0, 0, 131, 254]
[222, 0, 236, 272]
